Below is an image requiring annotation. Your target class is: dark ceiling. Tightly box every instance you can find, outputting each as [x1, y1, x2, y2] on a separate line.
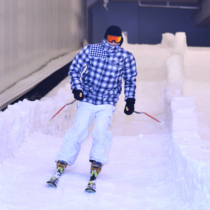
[111, 0, 199, 3]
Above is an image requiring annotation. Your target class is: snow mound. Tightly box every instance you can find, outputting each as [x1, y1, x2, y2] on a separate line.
[161, 33, 175, 48]
[173, 32, 187, 56]
[161, 32, 187, 57]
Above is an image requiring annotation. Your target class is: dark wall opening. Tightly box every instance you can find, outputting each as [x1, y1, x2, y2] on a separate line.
[1, 62, 72, 111]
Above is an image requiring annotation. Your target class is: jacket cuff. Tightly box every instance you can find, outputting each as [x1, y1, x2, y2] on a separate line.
[126, 98, 135, 104]
[72, 89, 83, 93]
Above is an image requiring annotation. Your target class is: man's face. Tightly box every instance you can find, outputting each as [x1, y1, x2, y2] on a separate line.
[105, 39, 118, 46]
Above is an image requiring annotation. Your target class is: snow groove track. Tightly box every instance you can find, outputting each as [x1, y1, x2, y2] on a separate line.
[0, 133, 173, 210]
[0, 42, 175, 209]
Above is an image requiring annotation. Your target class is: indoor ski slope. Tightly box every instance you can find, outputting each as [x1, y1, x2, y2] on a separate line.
[1, 33, 210, 209]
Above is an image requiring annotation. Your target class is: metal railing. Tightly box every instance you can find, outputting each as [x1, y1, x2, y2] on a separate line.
[138, 0, 199, 10]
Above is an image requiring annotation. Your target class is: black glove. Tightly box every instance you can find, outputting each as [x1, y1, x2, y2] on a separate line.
[124, 98, 135, 115]
[73, 89, 84, 101]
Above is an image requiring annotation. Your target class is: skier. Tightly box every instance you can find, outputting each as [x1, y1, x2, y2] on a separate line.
[47, 25, 137, 192]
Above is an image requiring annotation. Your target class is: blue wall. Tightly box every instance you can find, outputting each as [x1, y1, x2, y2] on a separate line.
[91, 2, 210, 47]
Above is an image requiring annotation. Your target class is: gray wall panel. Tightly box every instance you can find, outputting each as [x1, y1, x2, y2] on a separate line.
[0, 0, 4, 92]
[4, 0, 12, 87]
[0, 0, 86, 93]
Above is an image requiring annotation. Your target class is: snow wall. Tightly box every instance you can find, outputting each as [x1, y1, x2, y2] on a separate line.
[163, 32, 210, 208]
[0, 85, 77, 161]
[0, 32, 210, 208]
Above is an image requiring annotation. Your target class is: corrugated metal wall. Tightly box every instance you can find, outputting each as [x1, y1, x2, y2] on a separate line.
[0, 0, 86, 93]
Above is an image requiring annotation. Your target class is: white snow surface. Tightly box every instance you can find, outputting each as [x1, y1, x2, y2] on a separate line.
[1, 33, 210, 209]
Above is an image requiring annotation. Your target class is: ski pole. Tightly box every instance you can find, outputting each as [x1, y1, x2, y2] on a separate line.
[49, 100, 76, 122]
[49, 102, 163, 124]
[134, 111, 163, 124]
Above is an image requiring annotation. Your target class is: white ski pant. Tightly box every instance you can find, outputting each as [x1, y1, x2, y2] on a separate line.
[55, 102, 116, 165]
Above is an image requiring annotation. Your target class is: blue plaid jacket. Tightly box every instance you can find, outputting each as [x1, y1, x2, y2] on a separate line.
[69, 39, 137, 106]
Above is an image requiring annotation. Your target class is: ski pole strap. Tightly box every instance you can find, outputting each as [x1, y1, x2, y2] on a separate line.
[134, 111, 162, 123]
[134, 111, 144, 114]
[66, 99, 76, 106]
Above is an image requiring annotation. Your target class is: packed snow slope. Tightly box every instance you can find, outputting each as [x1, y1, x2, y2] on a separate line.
[1, 33, 210, 209]
[0, 35, 174, 210]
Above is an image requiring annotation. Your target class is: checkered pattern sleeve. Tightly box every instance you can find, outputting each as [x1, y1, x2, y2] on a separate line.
[69, 45, 90, 90]
[122, 52, 137, 100]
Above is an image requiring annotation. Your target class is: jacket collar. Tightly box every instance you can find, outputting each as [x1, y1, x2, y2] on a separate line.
[102, 39, 119, 53]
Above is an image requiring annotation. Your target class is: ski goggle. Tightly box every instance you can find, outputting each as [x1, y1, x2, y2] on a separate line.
[106, 35, 122, 43]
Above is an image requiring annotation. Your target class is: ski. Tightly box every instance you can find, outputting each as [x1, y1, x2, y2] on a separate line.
[85, 170, 98, 193]
[85, 180, 96, 193]
[47, 176, 60, 187]
[47, 161, 67, 187]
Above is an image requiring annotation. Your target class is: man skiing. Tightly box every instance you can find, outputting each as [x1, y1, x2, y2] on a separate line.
[47, 25, 137, 192]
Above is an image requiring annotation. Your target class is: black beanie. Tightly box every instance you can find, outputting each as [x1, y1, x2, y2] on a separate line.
[104, 25, 124, 46]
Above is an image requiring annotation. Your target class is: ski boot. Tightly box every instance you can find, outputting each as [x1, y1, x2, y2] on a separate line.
[85, 161, 102, 193]
[47, 160, 68, 187]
